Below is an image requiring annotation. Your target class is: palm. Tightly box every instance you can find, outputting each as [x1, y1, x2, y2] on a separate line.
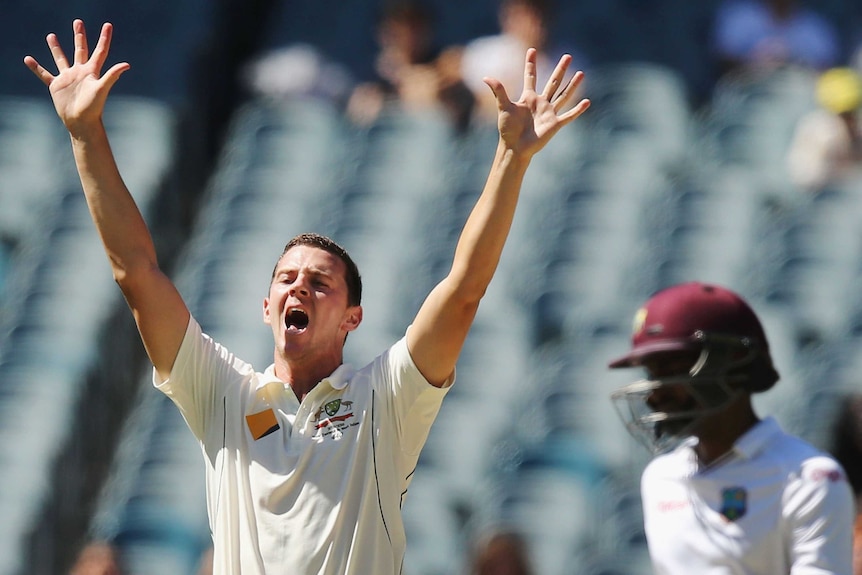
[23, 20, 128, 133]
[498, 92, 564, 156]
[49, 66, 105, 125]
[486, 49, 589, 158]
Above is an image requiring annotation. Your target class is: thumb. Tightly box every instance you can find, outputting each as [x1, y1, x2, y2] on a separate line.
[100, 62, 130, 91]
[483, 76, 512, 112]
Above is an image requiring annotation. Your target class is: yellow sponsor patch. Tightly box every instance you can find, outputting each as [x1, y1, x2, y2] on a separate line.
[246, 408, 280, 440]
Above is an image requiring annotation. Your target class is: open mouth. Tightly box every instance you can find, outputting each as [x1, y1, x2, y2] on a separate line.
[285, 308, 309, 333]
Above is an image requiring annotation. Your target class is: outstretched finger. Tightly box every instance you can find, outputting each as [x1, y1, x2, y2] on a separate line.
[557, 97, 591, 126]
[553, 69, 586, 113]
[47, 33, 70, 71]
[73, 19, 89, 65]
[90, 22, 115, 73]
[23, 55, 55, 87]
[541, 54, 572, 101]
[522, 48, 538, 94]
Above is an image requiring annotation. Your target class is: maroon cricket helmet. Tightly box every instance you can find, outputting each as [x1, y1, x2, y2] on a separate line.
[609, 282, 776, 385]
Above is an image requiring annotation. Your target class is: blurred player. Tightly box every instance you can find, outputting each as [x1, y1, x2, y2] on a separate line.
[24, 19, 589, 575]
[609, 281, 854, 574]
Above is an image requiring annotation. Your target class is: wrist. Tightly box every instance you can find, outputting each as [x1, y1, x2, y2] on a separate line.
[66, 117, 106, 142]
[495, 140, 532, 171]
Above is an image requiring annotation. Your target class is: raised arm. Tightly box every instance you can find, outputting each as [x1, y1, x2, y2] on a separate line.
[24, 20, 189, 380]
[407, 48, 589, 387]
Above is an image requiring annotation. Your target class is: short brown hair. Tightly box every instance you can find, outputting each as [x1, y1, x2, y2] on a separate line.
[271, 233, 362, 307]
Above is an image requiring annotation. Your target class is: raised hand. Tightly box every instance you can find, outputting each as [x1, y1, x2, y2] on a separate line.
[483, 48, 589, 158]
[23, 19, 129, 136]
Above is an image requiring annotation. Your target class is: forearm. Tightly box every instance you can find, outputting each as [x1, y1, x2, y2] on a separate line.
[405, 49, 585, 385]
[449, 140, 531, 299]
[408, 140, 531, 384]
[70, 122, 159, 282]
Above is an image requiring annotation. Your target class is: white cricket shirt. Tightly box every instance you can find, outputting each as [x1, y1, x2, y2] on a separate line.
[154, 318, 452, 574]
[641, 417, 854, 575]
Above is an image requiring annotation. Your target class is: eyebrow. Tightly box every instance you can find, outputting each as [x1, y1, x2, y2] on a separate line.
[274, 265, 336, 280]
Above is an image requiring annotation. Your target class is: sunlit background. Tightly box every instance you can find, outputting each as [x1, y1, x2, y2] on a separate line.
[1, 1, 861, 573]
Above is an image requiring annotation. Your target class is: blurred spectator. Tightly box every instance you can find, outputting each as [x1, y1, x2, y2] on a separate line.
[786, 67, 862, 193]
[241, 44, 354, 106]
[829, 392, 862, 498]
[711, 0, 840, 76]
[346, 1, 474, 131]
[196, 546, 214, 575]
[828, 393, 862, 574]
[856, 512, 862, 575]
[458, 0, 587, 121]
[68, 541, 122, 575]
[468, 528, 535, 575]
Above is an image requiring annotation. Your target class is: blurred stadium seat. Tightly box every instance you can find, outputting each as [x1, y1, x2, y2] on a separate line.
[4, 1, 862, 574]
[0, 92, 176, 574]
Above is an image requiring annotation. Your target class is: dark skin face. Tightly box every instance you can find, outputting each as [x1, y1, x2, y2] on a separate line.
[642, 350, 759, 465]
[643, 351, 702, 438]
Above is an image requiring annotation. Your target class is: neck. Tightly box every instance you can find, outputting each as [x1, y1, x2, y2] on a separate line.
[273, 354, 342, 402]
[694, 396, 759, 465]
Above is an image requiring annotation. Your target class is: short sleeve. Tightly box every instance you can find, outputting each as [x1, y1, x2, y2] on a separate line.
[786, 456, 855, 574]
[153, 317, 252, 440]
[374, 334, 453, 455]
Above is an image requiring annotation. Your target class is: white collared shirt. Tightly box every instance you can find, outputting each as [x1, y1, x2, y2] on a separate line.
[641, 417, 854, 575]
[154, 317, 452, 574]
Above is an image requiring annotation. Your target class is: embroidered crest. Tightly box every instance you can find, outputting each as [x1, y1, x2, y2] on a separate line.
[312, 398, 357, 437]
[325, 399, 342, 417]
[632, 307, 648, 335]
[719, 486, 747, 521]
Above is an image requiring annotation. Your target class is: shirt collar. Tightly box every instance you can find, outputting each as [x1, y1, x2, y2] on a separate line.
[684, 416, 782, 468]
[732, 416, 782, 460]
[321, 364, 355, 390]
[257, 363, 356, 391]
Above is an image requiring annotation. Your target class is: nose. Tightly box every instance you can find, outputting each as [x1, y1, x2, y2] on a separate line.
[646, 385, 672, 411]
[646, 381, 694, 414]
[289, 274, 311, 297]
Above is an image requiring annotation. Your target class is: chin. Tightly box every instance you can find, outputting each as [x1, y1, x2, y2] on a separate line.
[656, 417, 696, 440]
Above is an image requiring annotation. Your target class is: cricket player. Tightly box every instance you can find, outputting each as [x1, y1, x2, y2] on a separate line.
[24, 19, 589, 574]
[609, 281, 854, 574]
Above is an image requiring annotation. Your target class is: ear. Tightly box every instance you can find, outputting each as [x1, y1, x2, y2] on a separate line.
[263, 296, 273, 325]
[342, 305, 363, 332]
